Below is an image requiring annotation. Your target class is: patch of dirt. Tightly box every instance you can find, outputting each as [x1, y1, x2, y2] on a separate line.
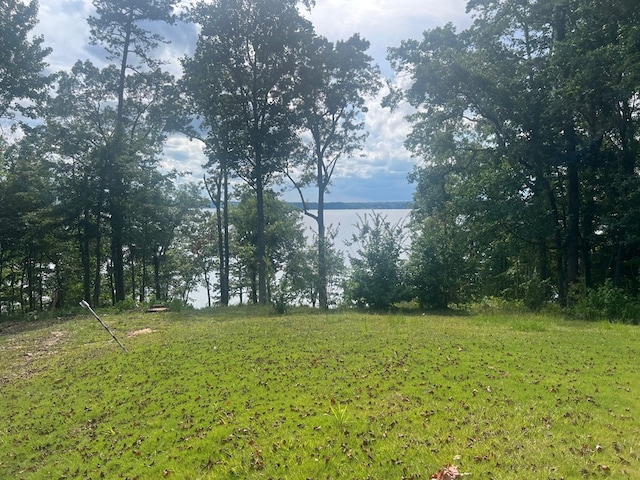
[0, 330, 68, 387]
[43, 330, 66, 348]
[20, 330, 67, 358]
[127, 328, 157, 337]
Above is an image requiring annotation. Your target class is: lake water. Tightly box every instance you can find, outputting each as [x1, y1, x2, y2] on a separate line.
[300, 208, 411, 259]
[190, 208, 411, 308]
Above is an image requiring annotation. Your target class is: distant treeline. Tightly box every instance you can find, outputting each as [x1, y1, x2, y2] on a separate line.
[289, 201, 413, 210]
[214, 201, 413, 210]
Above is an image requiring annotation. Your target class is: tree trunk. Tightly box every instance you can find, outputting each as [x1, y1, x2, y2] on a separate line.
[80, 214, 91, 302]
[537, 239, 549, 281]
[130, 250, 136, 301]
[582, 194, 594, 289]
[542, 176, 566, 304]
[10, 267, 18, 314]
[566, 130, 580, 288]
[317, 146, 328, 310]
[108, 258, 115, 305]
[0, 252, 4, 317]
[153, 251, 162, 301]
[111, 209, 126, 303]
[256, 158, 267, 305]
[26, 251, 35, 311]
[250, 267, 258, 304]
[205, 162, 230, 306]
[140, 254, 147, 303]
[93, 212, 102, 307]
[214, 184, 224, 304]
[566, 161, 580, 286]
[222, 164, 230, 306]
[38, 252, 45, 310]
[553, 4, 578, 304]
[204, 268, 212, 307]
[110, 15, 132, 304]
[614, 245, 624, 288]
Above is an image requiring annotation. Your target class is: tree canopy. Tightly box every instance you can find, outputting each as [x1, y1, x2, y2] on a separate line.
[289, 33, 380, 309]
[2, 0, 640, 319]
[388, 0, 640, 310]
[0, 0, 51, 122]
[183, 0, 313, 305]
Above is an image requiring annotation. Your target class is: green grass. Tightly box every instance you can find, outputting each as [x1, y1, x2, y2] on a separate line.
[1, 308, 639, 479]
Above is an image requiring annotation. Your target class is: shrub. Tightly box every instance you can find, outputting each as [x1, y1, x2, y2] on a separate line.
[573, 279, 639, 323]
[271, 285, 289, 315]
[344, 212, 408, 310]
[114, 298, 137, 313]
[521, 277, 554, 312]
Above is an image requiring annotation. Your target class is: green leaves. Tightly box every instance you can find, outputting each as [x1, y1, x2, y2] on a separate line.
[183, 0, 318, 303]
[88, 0, 177, 68]
[0, 0, 52, 121]
[392, 0, 640, 308]
[345, 212, 407, 310]
[230, 189, 308, 304]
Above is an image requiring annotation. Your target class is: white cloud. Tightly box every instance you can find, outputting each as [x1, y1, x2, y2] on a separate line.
[33, 0, 95, 73]
[307, 0, 471, 75]
[161, 134, 207, 177]
[328, 82, 417, 200]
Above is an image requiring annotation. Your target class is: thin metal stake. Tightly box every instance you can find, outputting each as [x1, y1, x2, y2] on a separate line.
[80, 300, 128, 353]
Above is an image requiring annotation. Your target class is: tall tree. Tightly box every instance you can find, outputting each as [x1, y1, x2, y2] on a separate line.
[183, 0, 314, 305]
[0, 131, 58, 313]
[388, 0, 640, 306]
[176, 209, 219, 307]
[552, 0, 640, 290]
[230, 188, 307, 305]
[0, 0, 51, 123]
[288, 34, 380, 309]
[87, 0, 177, 303]
[0, 0, 52, 314]
[46, 61, 113, 306]
[128, 181, 204, 303]
[46, 58, 181, 305]
[202, 144, 232, 306]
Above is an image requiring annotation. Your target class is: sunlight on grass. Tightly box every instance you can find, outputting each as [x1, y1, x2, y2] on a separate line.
[0, 308, 639, 479]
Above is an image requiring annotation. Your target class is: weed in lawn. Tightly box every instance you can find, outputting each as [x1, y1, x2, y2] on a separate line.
[329, 401, 350, 430]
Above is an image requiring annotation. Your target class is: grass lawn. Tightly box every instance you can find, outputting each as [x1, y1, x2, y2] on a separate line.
[0, 307, 639, 479]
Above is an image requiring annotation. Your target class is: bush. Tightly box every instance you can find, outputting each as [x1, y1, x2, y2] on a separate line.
[573, 280, 639, 323]
[522, 277, 553, 312]
[271, 284, 289, 315]
[271, 295, 288, 315]
[113, 298, 137, 313]
[167, 298, 189, 313]
[344, 212, 408, 310]
[471, 296, 520, 314]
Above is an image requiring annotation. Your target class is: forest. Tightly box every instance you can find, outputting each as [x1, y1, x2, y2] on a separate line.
[1, 0, 639, 321]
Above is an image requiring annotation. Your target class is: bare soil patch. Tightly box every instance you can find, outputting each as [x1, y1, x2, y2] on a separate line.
[127, 328, 156, 337]
[0, 330, 68, 386]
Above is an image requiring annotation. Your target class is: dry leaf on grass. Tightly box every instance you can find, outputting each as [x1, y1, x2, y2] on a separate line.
[431, 464, 462, 480]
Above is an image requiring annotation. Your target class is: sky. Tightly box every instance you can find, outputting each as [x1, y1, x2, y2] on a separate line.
[32, 0, 474, 203]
